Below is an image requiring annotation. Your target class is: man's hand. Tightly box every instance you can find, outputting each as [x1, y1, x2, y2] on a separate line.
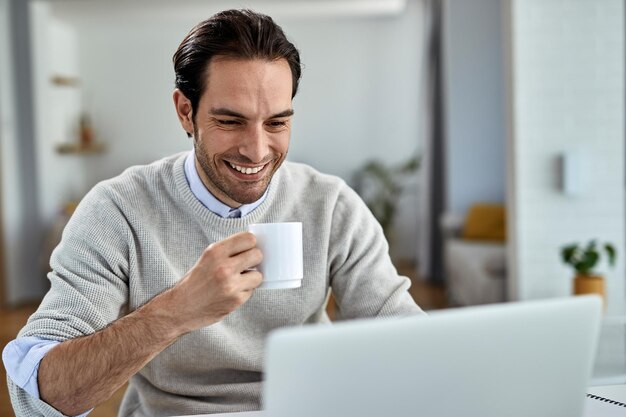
[38, 232, 263, 416]
[168, 231, 264, 333]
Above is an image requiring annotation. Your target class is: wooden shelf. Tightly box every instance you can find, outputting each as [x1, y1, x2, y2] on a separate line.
[55, 142, 106, 155]
[50, 75, 81, 87]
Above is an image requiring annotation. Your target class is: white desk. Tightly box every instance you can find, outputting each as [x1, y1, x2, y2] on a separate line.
[585, 384, 626, 416]
[588, 383, 626, 402]
[173, 385, 626, 417]
[592, 316, 626, 385]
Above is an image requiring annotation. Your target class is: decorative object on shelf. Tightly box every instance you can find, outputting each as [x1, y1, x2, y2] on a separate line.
[79, 113, 95, 148]
[561, 240, 616, 307]
[55, 111, 105, 155]
[352, 153, 420, 238]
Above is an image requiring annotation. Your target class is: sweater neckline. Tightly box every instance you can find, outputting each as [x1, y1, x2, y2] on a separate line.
[172, 153, 282, 229]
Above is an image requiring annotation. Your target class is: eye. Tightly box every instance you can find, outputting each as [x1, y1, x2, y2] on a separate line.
[217, 119, 240, 126]
[267, 120, 287, 128]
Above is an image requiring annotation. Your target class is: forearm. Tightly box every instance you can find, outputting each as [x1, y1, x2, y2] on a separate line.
[38, 289, 184, 416]
[37, 231, 261, 416]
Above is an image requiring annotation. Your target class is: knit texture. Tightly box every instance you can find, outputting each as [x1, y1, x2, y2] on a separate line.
[8, 152, 423, 417]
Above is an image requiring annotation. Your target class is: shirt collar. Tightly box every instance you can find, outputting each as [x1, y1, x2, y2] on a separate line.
[183, 149, 268, 218]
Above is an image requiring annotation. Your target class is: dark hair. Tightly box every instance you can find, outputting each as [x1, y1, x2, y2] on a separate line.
[173, 9, 302, 118]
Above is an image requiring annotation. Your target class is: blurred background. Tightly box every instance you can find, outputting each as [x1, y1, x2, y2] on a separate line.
[1, 0, 625, 415]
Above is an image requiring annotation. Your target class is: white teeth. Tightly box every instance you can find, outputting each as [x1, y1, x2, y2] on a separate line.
[229, 162, 264, 175]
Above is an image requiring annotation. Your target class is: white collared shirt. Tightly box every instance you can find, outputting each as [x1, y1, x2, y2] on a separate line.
[183, 149, 268, 218]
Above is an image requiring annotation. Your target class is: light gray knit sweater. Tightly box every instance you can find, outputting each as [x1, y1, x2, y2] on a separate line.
[8, 152, 423, 417]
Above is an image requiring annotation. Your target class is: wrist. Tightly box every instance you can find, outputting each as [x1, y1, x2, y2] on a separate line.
[137, 288, 190, 341]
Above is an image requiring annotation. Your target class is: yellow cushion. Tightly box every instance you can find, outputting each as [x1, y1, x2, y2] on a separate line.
[462, 204, 506, 242]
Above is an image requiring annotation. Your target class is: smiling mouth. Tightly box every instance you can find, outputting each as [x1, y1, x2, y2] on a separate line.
[227, 161, 268, 176]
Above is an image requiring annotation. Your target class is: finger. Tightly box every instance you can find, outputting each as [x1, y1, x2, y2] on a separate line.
[232, 247, 263, 273]
[223, 232, 258, 256]
[241, 270, 263, 291]
[209, 232, 257, 258]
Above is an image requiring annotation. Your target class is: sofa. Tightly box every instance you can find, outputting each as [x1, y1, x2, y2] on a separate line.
[442, 204, 507, 306]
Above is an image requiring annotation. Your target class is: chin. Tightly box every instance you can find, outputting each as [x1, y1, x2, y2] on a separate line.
[224, 183, 268, 205]
[233, 192, 267, 205]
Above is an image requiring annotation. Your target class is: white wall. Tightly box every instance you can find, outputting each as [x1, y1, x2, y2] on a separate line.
[31, 1, 85, 227]
[506, 0, 625, 316]
[35, 0, 426, 261]
[442, 0, 506, 217]
[66, 0, 424, 182]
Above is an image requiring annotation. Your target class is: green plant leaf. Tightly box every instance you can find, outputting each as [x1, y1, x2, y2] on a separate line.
[397, 155, 421, 174]
[561, 244, 578, 264]
[585, 240, 597, 254]
[576, 250, 599, 275]
[560, 240, 617, 276]
[605, 243, 616, 266]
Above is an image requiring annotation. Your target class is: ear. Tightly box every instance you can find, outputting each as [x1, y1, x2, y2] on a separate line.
[173, 89, 194, 135]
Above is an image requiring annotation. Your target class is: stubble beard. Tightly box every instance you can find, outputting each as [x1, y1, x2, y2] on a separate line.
[192, 127, 282, 205]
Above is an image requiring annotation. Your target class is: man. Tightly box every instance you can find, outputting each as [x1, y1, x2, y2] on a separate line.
[3, 9, 423, 417]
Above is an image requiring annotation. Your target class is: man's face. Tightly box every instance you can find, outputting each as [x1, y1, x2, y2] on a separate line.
[179, 57, 294, 207]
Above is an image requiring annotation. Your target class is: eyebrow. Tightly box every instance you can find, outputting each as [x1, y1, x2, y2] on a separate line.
[210, 107, 294, 119]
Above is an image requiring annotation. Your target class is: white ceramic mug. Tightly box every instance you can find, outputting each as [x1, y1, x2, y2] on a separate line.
[248, 222, 303, 289]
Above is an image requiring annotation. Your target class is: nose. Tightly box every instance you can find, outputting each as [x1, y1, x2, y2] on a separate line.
[238, 124, 269, 164]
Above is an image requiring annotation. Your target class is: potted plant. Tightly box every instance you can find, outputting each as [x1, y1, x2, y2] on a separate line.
[560, 240, 616, 306]
[352, 154, 420, 239]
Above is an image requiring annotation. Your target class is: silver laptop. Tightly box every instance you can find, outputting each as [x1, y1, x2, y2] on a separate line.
[263, 296, 602, 417]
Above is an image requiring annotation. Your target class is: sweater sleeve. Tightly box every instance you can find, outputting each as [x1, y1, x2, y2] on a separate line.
[327, 182, 425, 320]
[8, 184, 132, 416]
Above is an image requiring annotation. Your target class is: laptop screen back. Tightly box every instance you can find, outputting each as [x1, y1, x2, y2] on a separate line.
[263, 296, 601, 417]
